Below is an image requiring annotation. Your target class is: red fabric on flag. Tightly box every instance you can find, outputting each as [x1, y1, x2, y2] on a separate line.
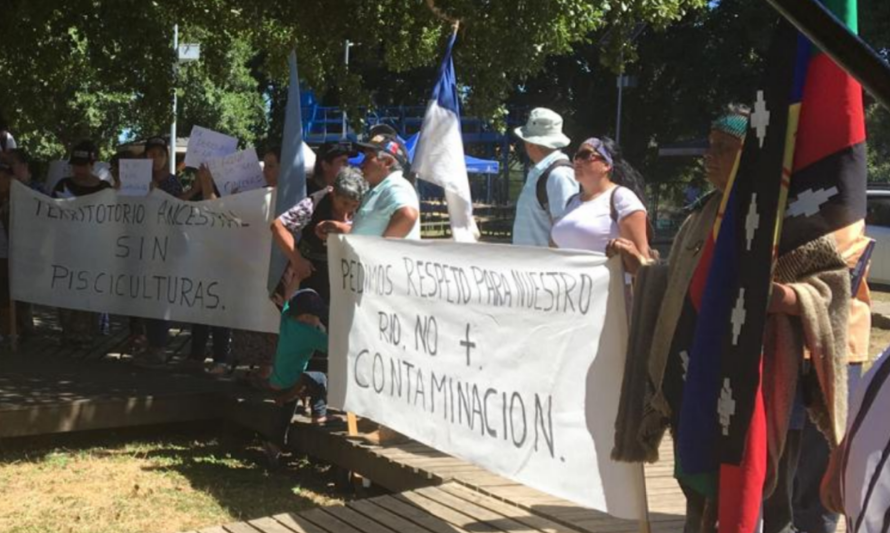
[719, 374, 767, 533]
[792, 54, 866, 173]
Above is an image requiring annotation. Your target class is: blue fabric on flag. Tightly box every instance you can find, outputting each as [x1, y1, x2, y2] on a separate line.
[268, 51, 306, 295]
[678, 186, 741, 474]
[431, 32, 460, 115]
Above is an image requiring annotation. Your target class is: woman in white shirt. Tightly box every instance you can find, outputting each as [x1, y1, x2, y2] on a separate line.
[551, 137, 650, 259]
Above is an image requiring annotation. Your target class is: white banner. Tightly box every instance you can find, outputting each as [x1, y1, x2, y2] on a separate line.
[184, 125, 238, 169]
[207, 148, 265, 196]
[9, 181, 280, 333]
[327, 236, 645, 519]
[118, 159, 153, 196]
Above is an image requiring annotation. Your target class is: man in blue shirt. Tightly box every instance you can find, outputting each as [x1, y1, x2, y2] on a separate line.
[512, 108, 577, 247]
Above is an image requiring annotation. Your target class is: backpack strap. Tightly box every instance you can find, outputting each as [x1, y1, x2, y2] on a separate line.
[536, 159, 574, 213]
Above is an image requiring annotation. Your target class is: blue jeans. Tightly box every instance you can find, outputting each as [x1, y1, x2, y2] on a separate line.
[190, 324, 232, 365]
[791, 363, 862, 533]
[298, 371, 328, 419]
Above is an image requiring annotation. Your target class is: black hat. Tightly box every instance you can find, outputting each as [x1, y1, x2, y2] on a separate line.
[368, 123, 398, 138]
[143, 136, 169, 155]
[288, 289, 329, 325]
[355, 133, 410, 168]
[69, 140, 98, 165]
[319, 141, 356, 161]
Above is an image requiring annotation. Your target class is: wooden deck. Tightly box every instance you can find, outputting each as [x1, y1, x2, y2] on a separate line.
[2, 308, 687, 533]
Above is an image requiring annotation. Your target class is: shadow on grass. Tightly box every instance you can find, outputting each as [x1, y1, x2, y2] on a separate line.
[0, 422, 350, 522]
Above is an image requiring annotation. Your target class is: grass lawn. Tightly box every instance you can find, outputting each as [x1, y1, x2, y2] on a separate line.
[0, 425, 346, 533]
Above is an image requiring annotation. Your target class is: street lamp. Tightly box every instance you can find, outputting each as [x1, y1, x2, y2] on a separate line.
[342, 40, 353, 139]
[170, 25, 200, 174]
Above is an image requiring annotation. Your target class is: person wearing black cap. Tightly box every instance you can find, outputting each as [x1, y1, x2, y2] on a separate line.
[52, 140, 112, 198]
[143, 136, 184, 197]
[308, 141, 355, 196]
[316, 133, 419, 240]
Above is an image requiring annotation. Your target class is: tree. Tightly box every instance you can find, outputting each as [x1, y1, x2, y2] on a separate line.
[0, 0, 708, 160]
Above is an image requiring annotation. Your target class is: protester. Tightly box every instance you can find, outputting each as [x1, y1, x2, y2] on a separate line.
[820, 349, 890, 533]
[50, 141, 112, 344]
[0, 162, 13, 342]
[6, 149, 43, 194]
[0, 115, 16, 153]
[260, 288, 331, 465]
[316, 132, 419, 240]
[52, 141, 112, 198]
[262, 146, 281, 188]
[307, 141, 353, 195]
[512, 108, 577, 247]
[615, 104, 854, 533]
[137, 136, 184, 366]
[551, 137, 649, 257]
[272, 166, 367, 303]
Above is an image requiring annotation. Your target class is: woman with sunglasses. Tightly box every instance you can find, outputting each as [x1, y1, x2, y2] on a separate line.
[550, 137, 650, 261]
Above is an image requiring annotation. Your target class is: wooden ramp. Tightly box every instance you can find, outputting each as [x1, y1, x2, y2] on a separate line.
[0, 310, 238, 438]
[185, 480, 681, 533]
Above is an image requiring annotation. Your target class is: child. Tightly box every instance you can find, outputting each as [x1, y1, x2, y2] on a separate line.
[268, 288, 329, 425]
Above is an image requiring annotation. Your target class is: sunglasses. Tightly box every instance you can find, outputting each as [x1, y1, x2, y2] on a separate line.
[573, 150, 604, 162]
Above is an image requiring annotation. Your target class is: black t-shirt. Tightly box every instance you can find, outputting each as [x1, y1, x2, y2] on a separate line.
[297, 193, 335, 303]
[52, 178, 112, 198]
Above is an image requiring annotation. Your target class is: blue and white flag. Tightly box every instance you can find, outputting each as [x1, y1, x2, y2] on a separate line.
[268, 50, 307, 295]
[413, 30, 479, 242]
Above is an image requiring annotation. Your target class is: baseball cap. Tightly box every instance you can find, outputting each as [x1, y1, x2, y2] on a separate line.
[69, 140, 98, 165]
[355, 133, 410, 167]
[288, 289, 329, 325]
[143, 136, 169, 155]
[319, 141, 356, 161]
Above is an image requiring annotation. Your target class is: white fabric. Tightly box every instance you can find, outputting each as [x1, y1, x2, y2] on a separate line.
[843, 352, 890, 533]
[1, 132, 17, 151]
[9, 181, 279, 332]
[551, 186, 646, 254]
[327, 235, 646, 518]
[414, 100, 479, 242]
[512, 151, 577, 247]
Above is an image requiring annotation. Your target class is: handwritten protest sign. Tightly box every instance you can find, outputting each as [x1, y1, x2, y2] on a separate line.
[45, 160, 71, 194]
[327, 236, 645, 518]
[118, 159, 153, 196]
[207, 148, 265, 196]
[9, 181, 279, 332]
[184, 125, 238, 169]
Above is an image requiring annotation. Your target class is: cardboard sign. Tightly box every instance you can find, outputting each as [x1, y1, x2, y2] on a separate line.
[118, 159, 153, 196]
[207, 148, 265, 196]
[184, 126, 238, 169]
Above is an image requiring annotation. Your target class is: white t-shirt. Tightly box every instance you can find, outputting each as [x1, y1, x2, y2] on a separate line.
[843, 351, 890, 533]
[550, 186, 646, 253]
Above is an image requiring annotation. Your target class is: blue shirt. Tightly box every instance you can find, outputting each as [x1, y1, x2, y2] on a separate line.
[352, 171, 420, 240]
[512, 151, 577, 247]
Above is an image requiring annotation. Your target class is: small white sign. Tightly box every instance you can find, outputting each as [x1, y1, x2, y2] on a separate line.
[118, 159, 153, 196]
[178, 43, 201, 62]
[207, 148, 265, 196]
[46, 160, 72, 194]
[184, 126, 238, 169]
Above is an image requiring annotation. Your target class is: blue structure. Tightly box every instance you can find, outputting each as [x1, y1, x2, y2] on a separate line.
[300, 91, 524, 204]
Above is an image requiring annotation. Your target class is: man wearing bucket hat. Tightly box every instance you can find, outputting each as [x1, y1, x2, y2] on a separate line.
[512, 108, 578, 247]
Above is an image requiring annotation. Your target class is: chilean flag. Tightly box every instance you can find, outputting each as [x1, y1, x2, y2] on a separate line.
[413, 29, 480, 242]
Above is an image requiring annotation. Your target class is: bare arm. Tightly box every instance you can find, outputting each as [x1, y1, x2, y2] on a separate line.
[617, 210, 651, 262]
[383, 206, 419, 239]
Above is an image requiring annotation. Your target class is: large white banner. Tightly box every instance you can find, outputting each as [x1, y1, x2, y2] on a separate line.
[9, 181, 280, 333]
[327, 235, 645, 519]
